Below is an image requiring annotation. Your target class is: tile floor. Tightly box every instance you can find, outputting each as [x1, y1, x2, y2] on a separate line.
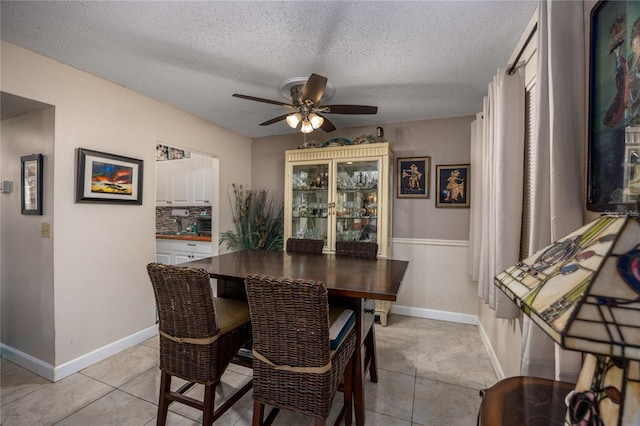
[0, 315, 498, 425]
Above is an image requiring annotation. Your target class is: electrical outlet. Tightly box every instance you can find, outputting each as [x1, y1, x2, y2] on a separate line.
[41, 222, 51, 238]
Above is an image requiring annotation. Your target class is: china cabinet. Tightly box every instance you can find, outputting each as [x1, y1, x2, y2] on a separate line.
[284, 142, 393, 258]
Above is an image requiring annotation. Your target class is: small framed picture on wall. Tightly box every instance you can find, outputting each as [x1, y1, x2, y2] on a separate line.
[21, 154, 44, 215]
[435, 164, 470, 208]
[397, 157, 430, 198]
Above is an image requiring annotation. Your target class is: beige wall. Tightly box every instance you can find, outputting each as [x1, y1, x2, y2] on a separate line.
[252, 117, 478, 324]
[253, 115, 474, 241]
[1, 107, 56, 364]
[0, 41, 252, 376]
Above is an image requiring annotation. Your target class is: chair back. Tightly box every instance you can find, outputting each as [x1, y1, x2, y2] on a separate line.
[245, 274, 330, 367]
[245, 273, 357, 422]
[335, 240, 378, 259]
[285, 238, 324, 254]
[147, 262, 220, 383]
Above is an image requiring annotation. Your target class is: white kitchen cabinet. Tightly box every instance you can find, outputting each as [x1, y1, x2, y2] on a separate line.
[156, 155, 212, 206]
[155, 239, 212, 265]
[190, 152, 213, 206]
[156, 158, 191, 206]
[155, 252, 172, 264]
[284, 143, 393, 258]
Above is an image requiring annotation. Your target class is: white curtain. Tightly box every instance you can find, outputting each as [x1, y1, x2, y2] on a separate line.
[469, 65, 524, 319]
[520, 0, 585, 382]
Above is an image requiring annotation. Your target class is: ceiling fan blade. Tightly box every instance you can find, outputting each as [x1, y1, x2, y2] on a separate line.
[323, 105, 378, 114]
[259, 114, 290, 126]
[302, 74, 328, 105]
[317, 113, 336, 132]
[233, 93, 293, 108]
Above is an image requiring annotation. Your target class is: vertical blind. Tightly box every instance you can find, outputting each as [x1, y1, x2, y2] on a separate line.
[520, 81, 536, 260]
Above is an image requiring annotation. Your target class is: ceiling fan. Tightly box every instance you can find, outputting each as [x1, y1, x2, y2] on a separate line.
[232, 73, 378, 133]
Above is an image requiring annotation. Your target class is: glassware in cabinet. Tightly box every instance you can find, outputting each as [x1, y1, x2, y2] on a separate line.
[335, 160, 379, 243]
[290, 163, 329, 244]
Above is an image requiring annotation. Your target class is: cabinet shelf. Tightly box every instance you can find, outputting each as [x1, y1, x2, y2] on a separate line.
[337, 216, 378, 220]
[336, 187, 378, 192]
[292, 215, 329, 219]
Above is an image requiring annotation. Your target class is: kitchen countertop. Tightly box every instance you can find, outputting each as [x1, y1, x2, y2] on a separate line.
[155, 234, 212, 242]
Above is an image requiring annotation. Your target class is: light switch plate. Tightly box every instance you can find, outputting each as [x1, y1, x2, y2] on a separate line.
[41, 222, 51, 238]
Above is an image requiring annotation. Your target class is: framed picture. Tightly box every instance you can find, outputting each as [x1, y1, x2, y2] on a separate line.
[435, 164, 470, 208]
[21, 154, 43, 215]
[587, 0, 640, 213]
[397, 157, 430, 198]
[76, 148, 143, 204]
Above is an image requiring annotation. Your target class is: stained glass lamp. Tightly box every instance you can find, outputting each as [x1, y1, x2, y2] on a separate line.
[494, 215, 640, 426]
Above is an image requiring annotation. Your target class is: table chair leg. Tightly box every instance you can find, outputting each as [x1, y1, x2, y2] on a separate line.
[364, 325, 378, 383]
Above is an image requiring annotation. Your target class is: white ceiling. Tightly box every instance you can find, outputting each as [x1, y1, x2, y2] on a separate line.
[0, 1, 537, 139]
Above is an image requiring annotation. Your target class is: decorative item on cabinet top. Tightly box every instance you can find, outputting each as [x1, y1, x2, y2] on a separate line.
[297, 132, 382, 149]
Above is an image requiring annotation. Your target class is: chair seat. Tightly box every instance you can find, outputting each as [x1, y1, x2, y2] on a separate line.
[329, 306, 355, 350]
[214, 298, 251, 335]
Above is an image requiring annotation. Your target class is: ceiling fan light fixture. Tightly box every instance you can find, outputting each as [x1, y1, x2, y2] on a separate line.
[309, 113, 324, 129]
[300, 120, 314, 133]
[286, 113, 302, 129]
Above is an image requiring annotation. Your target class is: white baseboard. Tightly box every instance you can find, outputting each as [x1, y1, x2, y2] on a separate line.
[1, 325, 158, 382]
[391, 304, 477, 325]
[477, 320, 505, 380]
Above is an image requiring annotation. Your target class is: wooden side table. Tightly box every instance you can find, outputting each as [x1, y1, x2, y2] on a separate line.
[477, 376, 575, 426]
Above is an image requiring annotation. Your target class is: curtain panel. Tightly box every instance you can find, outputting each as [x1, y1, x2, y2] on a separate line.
[520, 0, 585, 383]
[470, 65, 524, 319]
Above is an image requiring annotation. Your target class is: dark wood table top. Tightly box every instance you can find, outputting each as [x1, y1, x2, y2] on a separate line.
[183, 250, 409, 301]
[478, 376, 575, 426]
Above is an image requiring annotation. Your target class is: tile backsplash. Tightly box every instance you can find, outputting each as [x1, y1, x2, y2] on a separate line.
[156, 207, 210, 233]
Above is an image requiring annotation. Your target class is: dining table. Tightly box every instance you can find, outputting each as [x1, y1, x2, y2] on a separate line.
[182, 249, 409, 426]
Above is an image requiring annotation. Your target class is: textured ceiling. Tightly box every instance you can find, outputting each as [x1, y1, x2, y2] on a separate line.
[1, 1, 537, 138]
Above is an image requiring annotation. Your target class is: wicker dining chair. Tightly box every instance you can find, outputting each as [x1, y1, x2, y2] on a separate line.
[335, 240, 378, 259]
[146, 263, 253, 426]
[285, 237, 324, 254]
[245, 274, 358, 426]
[335, 240, 379, 383]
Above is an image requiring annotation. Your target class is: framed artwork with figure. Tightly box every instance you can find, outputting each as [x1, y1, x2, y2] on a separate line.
[588, 0, 640, 214]
[435, 164, 470, 208]
[397, 157, 430, 198]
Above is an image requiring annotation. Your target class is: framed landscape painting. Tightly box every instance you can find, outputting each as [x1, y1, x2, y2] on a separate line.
[397, 157, 430, 198]
[435, 164, 470, 208]
[75, 148, 143, 204]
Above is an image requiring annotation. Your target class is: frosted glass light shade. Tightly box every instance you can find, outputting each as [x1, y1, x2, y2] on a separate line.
[286, 113, 301, 128]
[300, 120, 313, 133]
[309, 114, 324, 129]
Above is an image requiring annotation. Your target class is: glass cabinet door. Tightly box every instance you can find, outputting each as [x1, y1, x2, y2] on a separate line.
[290, 163, 330, 245]
[335, 160, 379, 243]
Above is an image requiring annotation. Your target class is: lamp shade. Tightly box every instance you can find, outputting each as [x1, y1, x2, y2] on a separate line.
[495, 215, 640, 359]
[495, 215, 640, 426]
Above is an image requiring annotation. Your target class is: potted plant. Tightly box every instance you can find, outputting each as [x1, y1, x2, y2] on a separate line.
[219, 184, 284, 251]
